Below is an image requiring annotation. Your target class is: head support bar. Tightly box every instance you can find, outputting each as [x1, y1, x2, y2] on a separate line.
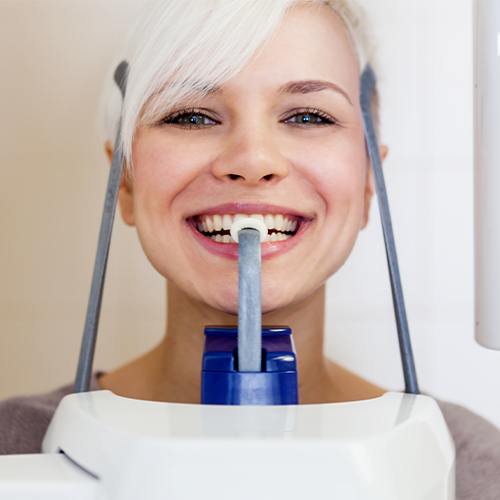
[360, 65, 419, 395]
[74, 61, 129, 392]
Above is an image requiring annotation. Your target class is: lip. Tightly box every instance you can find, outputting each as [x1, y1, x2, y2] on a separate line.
[185, 202, 315, 260]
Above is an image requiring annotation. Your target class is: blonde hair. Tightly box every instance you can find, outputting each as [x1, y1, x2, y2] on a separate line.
[100, 0, 376, 168]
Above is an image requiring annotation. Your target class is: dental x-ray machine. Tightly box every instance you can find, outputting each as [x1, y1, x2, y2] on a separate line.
[0, 1, 497, 498]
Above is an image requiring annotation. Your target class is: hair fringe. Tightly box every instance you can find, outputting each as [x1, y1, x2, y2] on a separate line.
[100, 0, 378, 169]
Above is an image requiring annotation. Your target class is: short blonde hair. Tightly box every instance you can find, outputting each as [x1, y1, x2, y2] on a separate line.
[100, 0, 376, 168]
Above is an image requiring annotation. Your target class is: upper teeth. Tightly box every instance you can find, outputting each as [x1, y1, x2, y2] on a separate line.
[198, 214, 298, 234]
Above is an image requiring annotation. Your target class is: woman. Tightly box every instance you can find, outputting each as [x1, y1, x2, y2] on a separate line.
[1, 1, 499, 498]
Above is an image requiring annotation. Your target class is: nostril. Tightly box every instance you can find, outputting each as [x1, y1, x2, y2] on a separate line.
[225, 173, 276, 182]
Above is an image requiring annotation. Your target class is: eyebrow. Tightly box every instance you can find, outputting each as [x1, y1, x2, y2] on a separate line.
[277, 80, 353, 106]
[195, 79, 353, 106]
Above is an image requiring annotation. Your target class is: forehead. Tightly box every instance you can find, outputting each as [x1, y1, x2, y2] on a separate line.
[217, 4, 360, 98]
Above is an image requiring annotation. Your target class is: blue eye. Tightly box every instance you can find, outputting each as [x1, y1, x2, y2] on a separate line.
[284, 110, 335, 126]
[163, 109, 217, 128]
[161, 107, 338, 129]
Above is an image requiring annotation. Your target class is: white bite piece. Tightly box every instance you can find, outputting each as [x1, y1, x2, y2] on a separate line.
[230, 217, 268, 243]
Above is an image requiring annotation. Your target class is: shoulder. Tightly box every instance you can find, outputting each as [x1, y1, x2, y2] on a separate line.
[437, 400, 500, 500]
[0, 383, 72, 455]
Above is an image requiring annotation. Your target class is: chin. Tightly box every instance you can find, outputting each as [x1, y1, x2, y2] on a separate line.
[207, 288, 239, 316]
[261, 281, 296, 315]
[261, 299, 295, 317]
[207, 283, 294, 318]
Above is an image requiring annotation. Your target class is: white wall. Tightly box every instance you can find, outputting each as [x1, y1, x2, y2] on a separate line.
[0, 0, 498, 427]
[0, 0, 165, 398]
[327, 0, 500, 426]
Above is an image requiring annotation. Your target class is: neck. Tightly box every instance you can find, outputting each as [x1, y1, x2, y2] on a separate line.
[101, 281, 331, 404]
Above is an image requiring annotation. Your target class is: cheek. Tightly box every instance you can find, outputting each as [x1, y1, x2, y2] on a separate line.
[128, 133, 208, 278]
[294, 134, 368, 215]
[131, 131, 220, 227]
[132, 134, 198, 204]
[322, 160, 366, 213]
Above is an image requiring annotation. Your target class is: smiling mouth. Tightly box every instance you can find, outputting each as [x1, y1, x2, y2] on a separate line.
[187, 213, 304, 243]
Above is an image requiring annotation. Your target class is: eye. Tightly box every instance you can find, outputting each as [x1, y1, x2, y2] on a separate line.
[160, 107, 339, 128]
[161, 108, 218, 128]
[283, 108, 338, 127]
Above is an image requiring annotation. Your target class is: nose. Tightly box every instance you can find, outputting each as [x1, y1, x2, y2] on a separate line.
[211, 127, 289, 185]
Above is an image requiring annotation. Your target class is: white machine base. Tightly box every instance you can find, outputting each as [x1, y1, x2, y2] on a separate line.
[0, 391, 455, 499]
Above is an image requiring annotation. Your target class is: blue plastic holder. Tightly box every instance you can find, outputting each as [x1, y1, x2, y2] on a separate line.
[201, 326, 299, 405]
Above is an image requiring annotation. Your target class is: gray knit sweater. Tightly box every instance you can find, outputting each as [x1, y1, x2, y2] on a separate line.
[0, 376, 499, 499]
